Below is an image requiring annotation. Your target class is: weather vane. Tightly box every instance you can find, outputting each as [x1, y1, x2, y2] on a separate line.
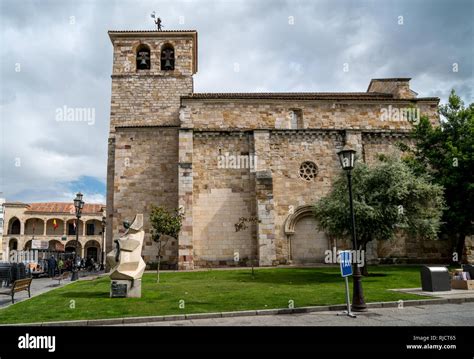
[151, 11, 163, 31]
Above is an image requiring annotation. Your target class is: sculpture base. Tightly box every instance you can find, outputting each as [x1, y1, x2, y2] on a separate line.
[110, 279, 142, 298]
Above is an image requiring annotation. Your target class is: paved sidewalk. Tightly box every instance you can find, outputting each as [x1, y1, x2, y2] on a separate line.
[0, 277, 70, 308]
[0, 271, 105, 309]
[112, 302, 474, 326]
[391, 287, 474, 300]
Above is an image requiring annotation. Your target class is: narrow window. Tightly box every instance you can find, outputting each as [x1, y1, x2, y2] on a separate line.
[86, 223, 95, 236]
[68, 223, 76, 235]
[290, 109, 303, 129]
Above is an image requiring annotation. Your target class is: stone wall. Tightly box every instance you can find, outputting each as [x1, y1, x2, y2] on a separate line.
[110, 76, 193, 129]
[269, 130, 344, 263]
[181, 96, 447, 267]
[191, 132, 257, 267]
[367, 79, 416, 99]
[180, 99, 439, 130]
[112, 127, 179, 266]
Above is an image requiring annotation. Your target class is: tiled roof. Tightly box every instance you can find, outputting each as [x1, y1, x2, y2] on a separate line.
[24, 202, 104, 214]
[369, 78, 411, 82]
[182, 92, 393, 100]
[182, 92, 438, 101]
[108, 30, 197, 33]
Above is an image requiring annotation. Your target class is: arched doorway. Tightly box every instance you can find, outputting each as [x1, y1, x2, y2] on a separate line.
[24, 240, 32, 250]
[291, 217, 329, 263]
[9, 238, 18, 251]
[86, 247, 98, 261]
[65, 240, 82, 257]
[284, 205, 330, 264]
[84, 240, 101, 262]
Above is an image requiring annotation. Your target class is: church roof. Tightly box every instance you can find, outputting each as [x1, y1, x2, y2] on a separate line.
[5, 202, 105, 215]
[182, 92, 438, 101]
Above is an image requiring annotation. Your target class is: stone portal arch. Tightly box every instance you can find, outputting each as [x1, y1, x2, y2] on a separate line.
[284, 205, 329, 264]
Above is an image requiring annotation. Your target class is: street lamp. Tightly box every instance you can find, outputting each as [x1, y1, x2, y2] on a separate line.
[101, 208, 106, 271]
[337, 147, 367, 312]
[71, 192, 84, 281]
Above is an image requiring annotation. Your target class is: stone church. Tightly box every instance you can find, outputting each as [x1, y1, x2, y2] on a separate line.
[106, 29, 451, 270]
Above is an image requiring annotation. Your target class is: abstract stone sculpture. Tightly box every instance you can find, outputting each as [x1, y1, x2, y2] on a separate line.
[107, 214, 145, 298]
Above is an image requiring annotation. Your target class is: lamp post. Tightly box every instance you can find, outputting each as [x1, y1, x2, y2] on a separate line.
[337, 147, 367, 312]
[71, 192, 84, 281]
[101, 208, 106, 271]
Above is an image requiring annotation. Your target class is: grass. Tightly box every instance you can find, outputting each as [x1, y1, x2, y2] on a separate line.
[0, 266, 430, 324]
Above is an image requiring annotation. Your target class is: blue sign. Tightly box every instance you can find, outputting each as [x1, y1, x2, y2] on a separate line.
[340, 251, 353, 277]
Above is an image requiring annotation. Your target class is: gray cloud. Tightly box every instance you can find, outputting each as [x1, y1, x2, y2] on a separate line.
[0, 0, 472, 203]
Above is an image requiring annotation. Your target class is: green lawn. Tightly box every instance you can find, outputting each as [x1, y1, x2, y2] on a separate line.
[0, 266, 430, 324]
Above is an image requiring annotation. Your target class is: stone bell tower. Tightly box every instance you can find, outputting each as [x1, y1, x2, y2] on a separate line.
[105, 30, 198, 266]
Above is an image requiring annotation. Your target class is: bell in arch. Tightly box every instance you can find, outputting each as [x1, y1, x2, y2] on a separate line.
[161, 47, 175, 71]
[136, 47, 151, 70]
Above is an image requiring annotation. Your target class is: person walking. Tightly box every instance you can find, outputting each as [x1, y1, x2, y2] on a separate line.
[58, 258, 64, 274]
[48, 256, 57, 277]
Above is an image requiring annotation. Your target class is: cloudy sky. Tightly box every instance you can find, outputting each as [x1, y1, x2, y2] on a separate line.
[0, 0, 472, 204]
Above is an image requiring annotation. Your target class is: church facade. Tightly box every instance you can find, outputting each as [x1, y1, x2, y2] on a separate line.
[106, 30, 452, 270]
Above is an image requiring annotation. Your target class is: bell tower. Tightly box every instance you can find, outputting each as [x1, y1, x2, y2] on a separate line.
[105, 30, 198, 267]
[107, 30, 197, 129]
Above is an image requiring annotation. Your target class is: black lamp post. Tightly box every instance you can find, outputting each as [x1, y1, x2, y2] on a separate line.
[101, 208, 106, 271]
[71, 192, 84, 281]
[337, 147, 367, 312]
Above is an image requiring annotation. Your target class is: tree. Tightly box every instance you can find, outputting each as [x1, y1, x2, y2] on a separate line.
[149, 206, 183, 283]
[234, 216, 261, 278]
[313, 156, 445, 275]
[399, 90, 474, 263]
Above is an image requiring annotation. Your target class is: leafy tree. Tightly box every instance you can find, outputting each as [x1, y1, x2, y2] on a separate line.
[149, 206, 183, 283]
[313, 156, 445, 275]
[399, 90, 474, 263]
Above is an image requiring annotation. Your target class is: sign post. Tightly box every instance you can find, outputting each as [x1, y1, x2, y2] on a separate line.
[337, 250, 357, 318]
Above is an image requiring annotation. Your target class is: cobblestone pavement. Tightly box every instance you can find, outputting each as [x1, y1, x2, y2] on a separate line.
[115, 302, 474, 326]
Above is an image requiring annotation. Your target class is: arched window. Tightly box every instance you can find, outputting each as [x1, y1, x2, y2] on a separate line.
[9, 217, 21, 235]
[136, 44, 151, 70]
[161, 44, 175, 71]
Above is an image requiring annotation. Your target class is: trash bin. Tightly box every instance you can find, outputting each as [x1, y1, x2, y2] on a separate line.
[420, 266, 450, 292]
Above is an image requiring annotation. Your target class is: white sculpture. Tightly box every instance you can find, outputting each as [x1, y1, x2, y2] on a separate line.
[107, 214, 145, 297]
